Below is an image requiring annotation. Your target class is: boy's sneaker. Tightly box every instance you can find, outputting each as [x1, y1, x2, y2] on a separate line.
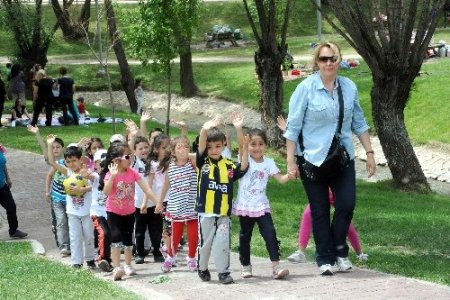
[134, 256, 145, 264]
[86, 260, 96, 269]
[72, 264, 82, 269]
[336, 257, 352, 272]
[113, 267, 125, 281]
[9, 230, 28, 239]
[357, 253, 369, 262]
[154, 255, 165, 263]
[272, 265, 289, 279]
[287, 250, 306, 263]
[218, 273, 234, 284]
[98, 259, 112, 272]
[124, 265, 137, 276]
[241, 265, 252, 278]
[319, 264, 334, 276]
[186, 257, 197, 272]
[198, 269, 211, 282]
[161, 258, 173, 273]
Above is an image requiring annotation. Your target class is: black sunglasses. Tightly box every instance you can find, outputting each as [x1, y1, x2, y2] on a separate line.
[318, 56, 338, 63]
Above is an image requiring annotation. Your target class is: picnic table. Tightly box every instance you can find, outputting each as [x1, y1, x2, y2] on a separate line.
[426, 43, 447, 58]
[205, 32, 238, 48]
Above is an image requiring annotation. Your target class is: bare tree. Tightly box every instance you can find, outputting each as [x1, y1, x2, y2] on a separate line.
[243, 0, 293, 147]
[319, 0, 446, 191]
[51, 0, 91, 41]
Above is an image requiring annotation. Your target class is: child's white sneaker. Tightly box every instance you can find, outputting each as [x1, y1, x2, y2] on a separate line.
[357, 253, 369, 262]
[124, 265, 136, 276]
[287, 250, 306, 263]
[113, 267, 125, 281]
[161, 257, 173, 273]
[241, 265, 252, 278]
[272, 264, 289, 279]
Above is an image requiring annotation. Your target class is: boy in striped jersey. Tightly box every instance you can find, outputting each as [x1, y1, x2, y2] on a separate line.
[196, 113, 249, 284]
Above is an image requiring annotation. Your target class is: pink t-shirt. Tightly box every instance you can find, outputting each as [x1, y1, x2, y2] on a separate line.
[105, 168, 142, 216]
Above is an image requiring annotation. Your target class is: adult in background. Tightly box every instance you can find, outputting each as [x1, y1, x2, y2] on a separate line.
[9, 64, 26, 104]
[31, 69, 55, 127]
[0, 144, 28, 239]
[57, 66, 79, 126]
[0, 73, 8, 127]
[284, 41, 376, 276]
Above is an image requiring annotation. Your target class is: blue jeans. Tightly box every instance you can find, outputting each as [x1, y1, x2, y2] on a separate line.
[298, 157, 356, 266]
[52, 201, 70, 250]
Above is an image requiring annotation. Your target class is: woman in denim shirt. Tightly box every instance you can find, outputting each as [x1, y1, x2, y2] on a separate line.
[284, 42, 376, 276]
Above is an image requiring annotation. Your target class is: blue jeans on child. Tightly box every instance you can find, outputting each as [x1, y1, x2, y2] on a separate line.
[52, 201, 70, 250]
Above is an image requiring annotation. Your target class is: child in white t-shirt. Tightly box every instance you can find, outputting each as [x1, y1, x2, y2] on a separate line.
[47, 135, 95, 269]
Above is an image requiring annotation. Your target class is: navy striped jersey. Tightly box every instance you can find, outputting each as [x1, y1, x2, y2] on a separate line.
[196, 151, 247, 216]
[166, 160, 198, 221]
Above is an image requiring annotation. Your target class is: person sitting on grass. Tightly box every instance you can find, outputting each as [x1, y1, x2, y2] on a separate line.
[11, 98, 31, 126]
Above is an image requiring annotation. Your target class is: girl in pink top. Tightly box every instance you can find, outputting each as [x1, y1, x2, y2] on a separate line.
[288, 188, 368, 263]
[100, 141, 158, 281]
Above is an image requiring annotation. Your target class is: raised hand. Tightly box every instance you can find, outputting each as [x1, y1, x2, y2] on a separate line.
[140, 111, 152, 122]
[231, 111, 244, 128]
[108, 162, 119, 176]
[77, 137, 91, 149]
[276, 115, 287, 132]
[27, 124, 39, 134]
[202, 117, 221, 131]
[46, 134, 56, 145]
[124, 119, 139, 136]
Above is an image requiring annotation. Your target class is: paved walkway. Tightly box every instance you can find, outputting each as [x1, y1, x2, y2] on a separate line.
[1, 148, 450, 299]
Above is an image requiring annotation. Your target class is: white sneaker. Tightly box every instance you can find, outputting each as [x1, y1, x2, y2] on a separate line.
[287, 250, 306, 263]
[319, 264, 334, 276]
[241, 265, 252, 278]
[113, 267, 125, 281]
[336, 257, 352, 272]
[272, 265, 289, 279]
[124, 265, 137, 276]
[357, 253, 369, 262]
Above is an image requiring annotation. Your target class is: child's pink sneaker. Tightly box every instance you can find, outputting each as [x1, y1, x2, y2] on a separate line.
[186, 257, 197, 272]
[161, 257, 173, 273]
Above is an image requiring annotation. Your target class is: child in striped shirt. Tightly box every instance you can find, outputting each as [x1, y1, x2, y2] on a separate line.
[157, 136, 198, 273]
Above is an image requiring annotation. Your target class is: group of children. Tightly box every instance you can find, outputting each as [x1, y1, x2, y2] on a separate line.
[27, 110, 367, 284]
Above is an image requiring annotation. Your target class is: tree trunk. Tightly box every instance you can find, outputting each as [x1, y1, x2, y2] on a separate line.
[165, 68, 172, 135]
[104, 0, 137, 113]
[179, 45, 197, 97]
[78, 0, 91, 31]
[51, 0, 89, 41]
[255, 50, 284, 147]
[371, 76, 430, 192]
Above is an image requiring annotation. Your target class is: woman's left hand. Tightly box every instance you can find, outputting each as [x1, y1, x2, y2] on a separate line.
[366, 154, 376, 177]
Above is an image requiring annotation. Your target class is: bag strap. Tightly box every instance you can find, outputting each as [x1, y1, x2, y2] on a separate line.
[336, 79, 344, 139]
[298, 79, 344, 152]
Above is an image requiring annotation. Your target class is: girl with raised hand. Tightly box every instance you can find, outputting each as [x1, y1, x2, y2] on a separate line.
[233, 128, 296, 280]
[99, 141, 159, 281]
[156, 136, 198, 273]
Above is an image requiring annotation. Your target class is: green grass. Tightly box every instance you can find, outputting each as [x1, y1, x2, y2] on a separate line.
[0, 241, 140, 299]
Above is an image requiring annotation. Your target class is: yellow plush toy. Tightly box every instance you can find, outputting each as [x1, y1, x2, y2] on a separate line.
[63, 173, 88, 197]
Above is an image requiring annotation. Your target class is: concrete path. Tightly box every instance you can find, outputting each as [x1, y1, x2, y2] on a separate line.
[1, 148, 450, 299]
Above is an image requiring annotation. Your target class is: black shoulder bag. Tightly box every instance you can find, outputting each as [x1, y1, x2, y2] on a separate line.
[299, 81, 350, 182]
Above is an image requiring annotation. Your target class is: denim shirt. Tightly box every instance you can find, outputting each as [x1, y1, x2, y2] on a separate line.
[283, 73, 369, 167]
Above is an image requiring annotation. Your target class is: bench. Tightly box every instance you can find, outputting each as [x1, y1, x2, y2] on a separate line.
[205, 32, 238, 48]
